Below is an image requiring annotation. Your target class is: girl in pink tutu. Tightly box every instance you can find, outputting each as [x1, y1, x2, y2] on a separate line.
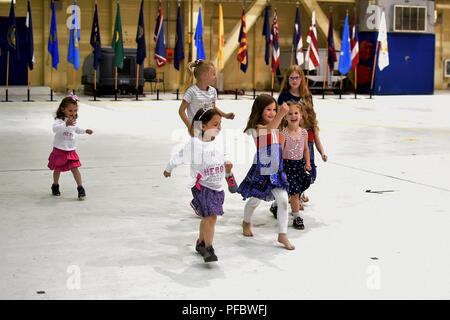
[47, 94, 93, 199]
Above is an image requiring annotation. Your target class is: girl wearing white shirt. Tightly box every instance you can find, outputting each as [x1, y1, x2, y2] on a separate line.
[47, 95, 93, 199]
[164, 107, 234, 263]
[178, 60, 235, 136]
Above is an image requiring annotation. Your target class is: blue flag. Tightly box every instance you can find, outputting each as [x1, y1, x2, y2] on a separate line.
[90, 3, 102, 69]
[25, 0, 34, 70]
[327, 13, 337, 72]
[48, 0, 59, 70]
[136, 0, 146, 66]
[338, 14, 352, 75]
[194, 7, 205, 60]
[68, 0, 80, 70]
[7, 0, 19, 60]
[174, 3, 184, 71]
[262, 6, 270, 66]
[154, 0, 166, 67]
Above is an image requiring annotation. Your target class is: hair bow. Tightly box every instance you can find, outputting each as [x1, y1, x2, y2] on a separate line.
[67, 92, 79, 101]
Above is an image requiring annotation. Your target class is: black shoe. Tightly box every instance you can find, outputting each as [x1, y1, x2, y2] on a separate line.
[51, 184, 60, 196]
[269, 202, 277, 219]
[77, 186, 86, 200]
[195, 239, 207, 255]
[293, 217, 305, 230]
[203, 246, 218, 263]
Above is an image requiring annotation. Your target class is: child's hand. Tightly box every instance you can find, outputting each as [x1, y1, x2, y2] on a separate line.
[225, 112, 235, 120]
[163, 170, 171, 177]
[321, 154, 328, 162]
[279, 102, 289, 115]
[188, 126, 194, 137]
[306, 164, 312, 172]
[66, 117, 76, 126]
[86, 129, 93, 135]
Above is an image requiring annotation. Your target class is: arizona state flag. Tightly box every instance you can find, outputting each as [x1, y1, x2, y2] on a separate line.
[237, 9, 248, 73]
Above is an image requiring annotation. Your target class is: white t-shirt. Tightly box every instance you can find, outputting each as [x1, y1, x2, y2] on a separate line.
[183, 85, 218, 122]
[52, 118, 86, 151]
[165, 135, 229, 192]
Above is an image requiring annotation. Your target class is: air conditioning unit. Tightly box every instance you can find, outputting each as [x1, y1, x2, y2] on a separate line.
[393, 5, 427, 32]
[445, 59, 450, 78]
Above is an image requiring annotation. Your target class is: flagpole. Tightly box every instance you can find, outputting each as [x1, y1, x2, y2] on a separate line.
[93, 69, 97, 100]
[136, 64, 140, 100]
[354, 65, 358, 99]
[73, 67, 76, 95]
[5, 51, 10, 102]
[370, 40, 379, 99]
[50, 67, 54, 102]
[115, 66, 118, 101]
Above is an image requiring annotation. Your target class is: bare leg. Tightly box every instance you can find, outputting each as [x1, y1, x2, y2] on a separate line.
[71, 168, 82, 187]
[53, 171, 60, 184]
[199, 219, 206, 243]
[290, 194, 303, 212]
[203, 215, 217, 247]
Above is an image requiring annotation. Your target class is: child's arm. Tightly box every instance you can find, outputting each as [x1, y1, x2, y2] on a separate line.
[214, 105, 235, 120]
[267, 102, 289, 130]
[304, 138, 312, 171]
[53, 119, 69, 133]
[178, 100, 191, 131]
[163, 140, 191, 177]
[313, 127, 328, 162]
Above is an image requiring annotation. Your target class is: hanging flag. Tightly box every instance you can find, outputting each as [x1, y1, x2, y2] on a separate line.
[7, 0, 19, 59]
[154, 0, 166, 67]
[217, 3, 225, 70]
[48, 0, 59, 70]
[377, 11, 389, 71]
[174, 2, 185, 71]
[350, 12, 359, 70]
[111, 0, 124, 69]
[135, 0, 146, 66]
[306, 11, 320, 70]
[67, 0, 80, 70]
[90, 2, 102, 69]
[292, 6, 303, 66]
[237, 9, 248, 73]
[270, 10, 280, 73]
[338, 13, 352, 75]
[262, 5, 270, 66]
[327, 12, 337, 72]
[25, 0, 34, 70]
[194, 7, 206, 60]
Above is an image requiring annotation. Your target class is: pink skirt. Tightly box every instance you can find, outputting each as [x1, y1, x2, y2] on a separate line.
[48, 147, 81, 172]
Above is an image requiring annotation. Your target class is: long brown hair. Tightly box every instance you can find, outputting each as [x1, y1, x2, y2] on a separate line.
[55, 97, 78, 120]
[183, 60, 215, 91]
[243, 94, 277, 133]
[301, 103, 319, 130]
[279, 65, 313, 106]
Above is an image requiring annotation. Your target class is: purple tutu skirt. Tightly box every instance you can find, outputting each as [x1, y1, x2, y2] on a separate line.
[47, 147, 81, 172]
[190, 186, 225, 217]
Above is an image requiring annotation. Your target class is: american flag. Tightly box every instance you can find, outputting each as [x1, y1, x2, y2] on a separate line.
[154, 0, 166, 67]
[350, 13, 359, 70]
[306, 11, 320, 70]
[270, 10, 280, 73]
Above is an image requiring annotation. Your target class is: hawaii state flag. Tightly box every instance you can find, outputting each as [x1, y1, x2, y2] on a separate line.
[306, 11, 319, 70]
[350, 12, 359, 70]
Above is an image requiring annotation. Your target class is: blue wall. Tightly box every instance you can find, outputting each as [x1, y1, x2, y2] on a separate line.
[358, 32, 435, 95]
